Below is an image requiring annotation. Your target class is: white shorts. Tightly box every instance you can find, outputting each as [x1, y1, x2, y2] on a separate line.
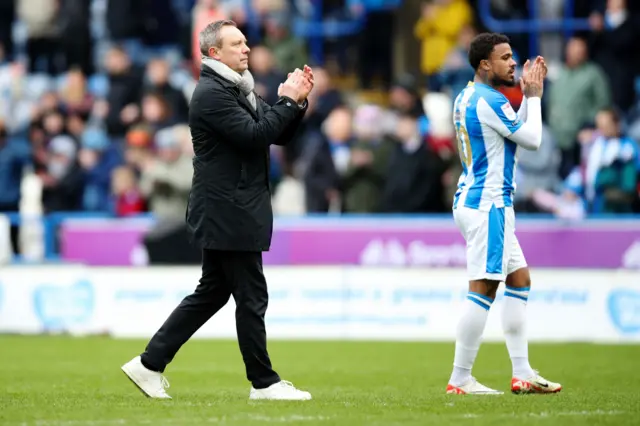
[453, 205, 528, 281]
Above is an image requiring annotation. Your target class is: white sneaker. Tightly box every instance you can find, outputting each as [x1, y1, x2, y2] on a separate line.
[121, 356, 171, 399]
[511, 371, 562, 394]
[249, 380, 312, 400]
[446, 377, 504, 395]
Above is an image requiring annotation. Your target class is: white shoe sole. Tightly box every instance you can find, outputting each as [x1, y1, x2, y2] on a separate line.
[249, 396, 312, 401]
[249, 392, 312, 401]
[121, 364, 171, 399]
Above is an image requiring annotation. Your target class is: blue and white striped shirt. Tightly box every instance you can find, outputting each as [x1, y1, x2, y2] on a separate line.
[452, 82, 524, 211]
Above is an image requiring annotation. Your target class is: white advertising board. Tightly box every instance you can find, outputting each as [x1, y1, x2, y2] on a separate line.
[0, 266, 638, 342]
[0, 265, 111, 335]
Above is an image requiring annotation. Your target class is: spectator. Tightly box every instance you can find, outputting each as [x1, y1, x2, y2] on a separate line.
[78, 127, 123, 212]
[350, 0, 396, 89]
[123, 125, 154, 175]
[111, 165, 146, 216]
[0, 61, 30, 134]
[57, 0, 94, 76]
[144, 59, 190, 123]
[140, 0, 181, 53]
[106, 0, 145, 42]
[139, 126, 193, 219]
[0, 0, 15, 62]
[589, 0, 639, 112]
[385, 75, 428, 140]
[173, 123, 194, 158]
[104, 47, 144, 138]
[533, 108, 638, 217]
[0, 119, 31, 253]
[438, 25, 476, 101]
[380, 113, 447, 213]
[17, 0, 60, 75]
[514, 125, 562, 212]
[191, 0, 228, 72]
[263, 14, 307, 74]
[547, 37, 611, 179]
[297, 106, 352, 213]
[41, 135, 84, 213]
[40, 108, 67, 141]
[387, 75, 425, 119]
[137, 92, 175, 133]
[59, 69, 94, 119]
[286, 67, 344, 168]
[342, 105, 395, 213]
[250, 45, 287, 106]
[414, 0, 473, 90]
[586, 108, 638, 213]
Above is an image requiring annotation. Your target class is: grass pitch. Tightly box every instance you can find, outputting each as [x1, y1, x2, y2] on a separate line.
[0, 335, 638, 425]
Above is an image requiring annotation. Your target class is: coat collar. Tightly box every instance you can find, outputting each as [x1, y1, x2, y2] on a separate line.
[199, 65, 263, 119]
[200, 65, 235, 89]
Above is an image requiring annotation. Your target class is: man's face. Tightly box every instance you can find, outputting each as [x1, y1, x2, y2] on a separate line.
[211, 25, 250, 73]
[608, 0, 626, 13]
[105, 49, 130, 75]
[596, 111, 619, 138]
[158, 147, 181, 163]
[147, 60, 170, 85]
[566, 38, 587, 68]
[396, 116, 418, 142]
[249, 46, 273, 74]
[485, 43, 517, 87]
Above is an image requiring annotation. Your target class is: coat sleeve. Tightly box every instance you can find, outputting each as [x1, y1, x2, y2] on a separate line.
[258, 95, 308, 146]
[193, 87, 303, 154]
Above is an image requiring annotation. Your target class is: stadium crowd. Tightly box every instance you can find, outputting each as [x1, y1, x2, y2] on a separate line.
[1, 0, 640, 230]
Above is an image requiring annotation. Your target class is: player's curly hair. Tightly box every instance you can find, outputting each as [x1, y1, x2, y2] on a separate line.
[468, 33, 511, 71]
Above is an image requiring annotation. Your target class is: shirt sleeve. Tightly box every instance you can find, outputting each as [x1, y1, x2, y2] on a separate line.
[477, 93, 542, 151]
[476, 93, 523, 137]
[517, 95, 528, 121]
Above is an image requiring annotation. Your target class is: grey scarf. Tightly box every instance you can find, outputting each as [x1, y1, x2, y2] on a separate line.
[202, 56, 257, 110]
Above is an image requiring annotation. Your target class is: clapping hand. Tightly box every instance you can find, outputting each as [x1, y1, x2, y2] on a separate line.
[301, 65, 314, 96]
[520, 56, 547, 99]
[278, 65, 314, 104]
[520, 56, 547, 90]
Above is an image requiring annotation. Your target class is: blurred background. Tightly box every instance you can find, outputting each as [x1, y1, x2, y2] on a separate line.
[0, 0, 638, 387]
[1, 3, 640, 420]
[0, 0, 639, 266]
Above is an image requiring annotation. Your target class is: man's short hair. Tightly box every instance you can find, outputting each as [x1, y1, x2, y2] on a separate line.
[199, 19, 237, 57]
[599, 106, 622, 124]
[468, 33, 511, 71]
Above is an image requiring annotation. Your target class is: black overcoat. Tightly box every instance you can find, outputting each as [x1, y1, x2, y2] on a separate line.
[186, 66, 307, 251]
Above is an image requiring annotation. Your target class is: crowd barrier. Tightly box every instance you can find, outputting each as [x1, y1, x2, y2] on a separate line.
[0, 265, 639, 343]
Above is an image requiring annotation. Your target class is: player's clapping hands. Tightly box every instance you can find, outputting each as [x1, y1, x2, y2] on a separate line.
[278, 65, 314, 104]
[520, 56, 547, 99]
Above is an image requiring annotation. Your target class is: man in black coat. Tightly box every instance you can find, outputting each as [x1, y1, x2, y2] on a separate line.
[122, 19, 314, 401]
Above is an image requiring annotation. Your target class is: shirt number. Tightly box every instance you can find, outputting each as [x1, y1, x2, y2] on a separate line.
[456, 124, 472, 168]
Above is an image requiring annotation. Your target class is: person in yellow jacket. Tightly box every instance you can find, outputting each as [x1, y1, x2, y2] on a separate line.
[414, 0, 473, 82]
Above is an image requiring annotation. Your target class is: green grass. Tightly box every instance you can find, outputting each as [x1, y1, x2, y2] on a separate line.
[0, 336, 638, 425]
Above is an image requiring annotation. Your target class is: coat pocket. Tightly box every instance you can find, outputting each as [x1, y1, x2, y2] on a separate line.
[233, 163, 248, 201]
